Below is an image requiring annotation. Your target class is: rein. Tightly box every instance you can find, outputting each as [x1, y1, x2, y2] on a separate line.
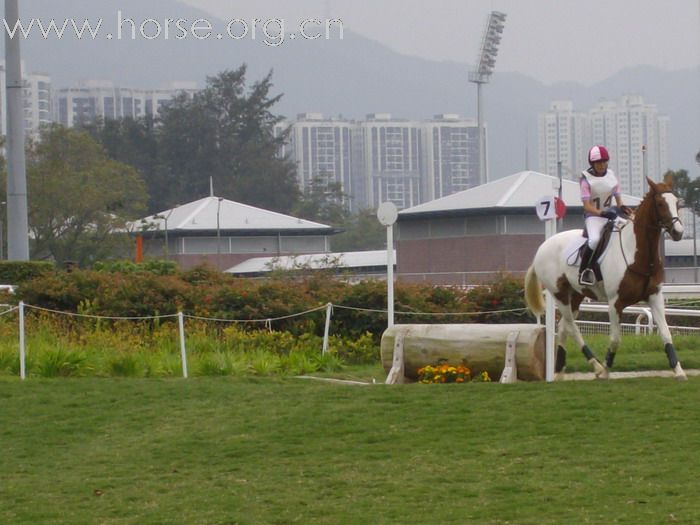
[620, 190, 680, 279]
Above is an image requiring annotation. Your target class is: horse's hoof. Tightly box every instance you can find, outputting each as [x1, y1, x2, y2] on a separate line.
[591, 360, 609, 379]
[554, 371, 566, 382]
[674, 364, 688, 381]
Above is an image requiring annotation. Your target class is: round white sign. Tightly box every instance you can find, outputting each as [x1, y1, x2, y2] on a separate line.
[377, 201, 398, 226]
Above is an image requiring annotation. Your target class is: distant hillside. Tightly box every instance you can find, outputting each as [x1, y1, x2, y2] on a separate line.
[9, 0, 700, 178]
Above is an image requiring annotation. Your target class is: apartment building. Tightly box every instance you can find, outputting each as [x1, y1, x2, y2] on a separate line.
[54, 80, 198, 127]
[538, 95, 669, 197]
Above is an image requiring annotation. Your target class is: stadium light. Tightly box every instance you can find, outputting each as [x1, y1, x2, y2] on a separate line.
[469, 11, 507, 185]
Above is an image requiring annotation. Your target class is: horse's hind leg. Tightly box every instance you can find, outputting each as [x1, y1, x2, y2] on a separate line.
[566, 291, 608, 379]
[648, 292, 687, 381]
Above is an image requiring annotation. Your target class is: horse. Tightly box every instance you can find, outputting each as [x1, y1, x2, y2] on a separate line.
[524, 174, 687, 380]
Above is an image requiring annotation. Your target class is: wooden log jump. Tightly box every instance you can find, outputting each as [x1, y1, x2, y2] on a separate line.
[380, 324, 546, 383]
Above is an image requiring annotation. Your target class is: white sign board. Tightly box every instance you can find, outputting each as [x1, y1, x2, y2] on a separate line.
[535, 196, 556, 221]
[377, 201, 398, 226]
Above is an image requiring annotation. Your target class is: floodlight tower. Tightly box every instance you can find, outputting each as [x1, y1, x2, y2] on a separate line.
[469, 11, 507, 186]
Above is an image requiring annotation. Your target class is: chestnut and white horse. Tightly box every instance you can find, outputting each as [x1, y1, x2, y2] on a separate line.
[525, 175, 687, 380]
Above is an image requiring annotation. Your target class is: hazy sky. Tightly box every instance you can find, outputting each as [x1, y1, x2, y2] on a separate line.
[182, 0, 700, 85]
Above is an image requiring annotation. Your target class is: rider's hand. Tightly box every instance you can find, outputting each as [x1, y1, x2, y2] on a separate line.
[600, 209, 617, 221]
[620, 205, 633, 216]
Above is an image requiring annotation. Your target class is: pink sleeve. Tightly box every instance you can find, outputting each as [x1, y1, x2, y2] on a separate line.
[580, 178, 591, 200]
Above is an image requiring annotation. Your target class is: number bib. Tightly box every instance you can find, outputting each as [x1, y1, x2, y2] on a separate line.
[581, 168, 619, 211]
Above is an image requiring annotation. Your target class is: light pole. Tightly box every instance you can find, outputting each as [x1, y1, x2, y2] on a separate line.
[216, 197, 224, 270]
[0, 201, 6, 260]
[153, 207, 176, 260]
[468, 11, 507, 186]
[4, 0, 29, 260]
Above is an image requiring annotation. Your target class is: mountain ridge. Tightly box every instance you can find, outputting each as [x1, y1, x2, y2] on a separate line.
[8, 0, 699, 178]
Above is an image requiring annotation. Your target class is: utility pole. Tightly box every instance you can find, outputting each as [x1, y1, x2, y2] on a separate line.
[4, 0, 30, 260]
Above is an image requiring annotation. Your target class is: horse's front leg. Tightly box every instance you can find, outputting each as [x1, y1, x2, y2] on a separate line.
[605, 301, 622, 370]
[648, 292, 687, 381]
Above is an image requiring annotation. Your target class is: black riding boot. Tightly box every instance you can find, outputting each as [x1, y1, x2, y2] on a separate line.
[578, 245, 596, 286]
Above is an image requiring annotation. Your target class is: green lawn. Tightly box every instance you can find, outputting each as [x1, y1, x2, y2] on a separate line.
[2, 376, 699, 524]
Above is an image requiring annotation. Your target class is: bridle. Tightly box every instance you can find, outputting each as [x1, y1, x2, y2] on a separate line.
[641, 190, 683, 236]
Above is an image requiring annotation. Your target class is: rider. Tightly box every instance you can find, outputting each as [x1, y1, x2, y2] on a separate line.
[578, 145, 629, 286]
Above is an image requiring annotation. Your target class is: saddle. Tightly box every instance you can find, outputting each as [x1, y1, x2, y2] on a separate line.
[577, 220, 616, 282]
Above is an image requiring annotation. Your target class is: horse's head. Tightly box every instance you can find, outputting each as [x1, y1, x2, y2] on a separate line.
[647, 174, 684, 241]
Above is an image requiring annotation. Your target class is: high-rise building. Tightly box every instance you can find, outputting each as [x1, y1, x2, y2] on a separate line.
[422, 114, 480, 201]
[538, 101, 589, 181]
[0, 62, 52, 138]
[357, 114, 424, 210]
[279, 113, 357, 208]
[54, 80, 198, 127]
[278, 113, 483, 210]
[590, 95, 669, 197]
[538, 96, 669, 197]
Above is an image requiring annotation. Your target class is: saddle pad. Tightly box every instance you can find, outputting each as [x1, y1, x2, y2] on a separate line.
[564, 233, 587, 267]
[563, 219, 626, 268]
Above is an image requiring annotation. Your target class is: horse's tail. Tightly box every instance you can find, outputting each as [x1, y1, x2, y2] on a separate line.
[524, 264, 545, 316]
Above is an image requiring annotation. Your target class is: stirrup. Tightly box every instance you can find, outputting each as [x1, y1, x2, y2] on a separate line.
[579, 268, 596, 286]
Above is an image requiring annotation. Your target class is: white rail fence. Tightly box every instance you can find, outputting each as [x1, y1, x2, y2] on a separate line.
[3, 300, 700, 380]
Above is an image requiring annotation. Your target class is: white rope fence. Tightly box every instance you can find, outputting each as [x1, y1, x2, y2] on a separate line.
[2, 301, 533, 381]
[6, 300, 700, 380]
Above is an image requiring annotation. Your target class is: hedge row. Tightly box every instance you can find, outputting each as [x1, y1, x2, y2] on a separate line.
[12, 265, 531, 340]
[0, 261, 54, 284]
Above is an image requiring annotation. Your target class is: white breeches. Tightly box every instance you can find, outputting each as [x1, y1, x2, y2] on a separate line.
[585, 216, 609, 250]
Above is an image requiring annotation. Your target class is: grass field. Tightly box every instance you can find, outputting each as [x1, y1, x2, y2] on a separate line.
[2, 374, 700, 524]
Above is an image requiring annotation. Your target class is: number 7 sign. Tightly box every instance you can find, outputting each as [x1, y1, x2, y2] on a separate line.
[535, 196, 566, 221]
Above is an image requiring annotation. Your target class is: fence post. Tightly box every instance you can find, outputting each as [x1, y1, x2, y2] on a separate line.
[322, 303, 333, 354]
[178, 312, 188, 379]
[19, 301, 25, 380]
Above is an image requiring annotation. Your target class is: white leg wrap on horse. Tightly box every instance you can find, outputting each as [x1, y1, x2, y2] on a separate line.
[674, 363, 688, 381]
[589, 358, 609, 379]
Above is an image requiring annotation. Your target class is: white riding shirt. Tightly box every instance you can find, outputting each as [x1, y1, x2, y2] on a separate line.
[580, 168, 620, 218]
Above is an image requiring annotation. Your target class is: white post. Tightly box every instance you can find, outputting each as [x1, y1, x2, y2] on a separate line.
[377, 202, 398, 329]
[322, 303, 333, 354]
[18, 300, 25, 380]
[178, 312, 188, 379]
[387, 224, 395, 328]
[544, 220, 556, 382]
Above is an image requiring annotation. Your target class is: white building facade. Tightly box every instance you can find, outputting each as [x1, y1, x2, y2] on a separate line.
[538, 95, 669, 197]
[0, 62, 52, 138]
[278, 113, 357, 208]
[54, 80, 198, 127]
[423, 114, 480, 201]
[279, 113, 482, 211]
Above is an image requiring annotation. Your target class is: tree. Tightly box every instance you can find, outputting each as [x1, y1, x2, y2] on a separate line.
[24, 125, 148, 266]
[80, 116, 161, 212]
[331, 209, 387, 252]
[156, 66, 299, 213]
[669, 169, 700, 214]
[292, 175, 350, 226]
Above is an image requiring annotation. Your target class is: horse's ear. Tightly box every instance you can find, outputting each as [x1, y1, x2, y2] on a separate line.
[647, 177, 658, 192]
[663, 172, 674, 188]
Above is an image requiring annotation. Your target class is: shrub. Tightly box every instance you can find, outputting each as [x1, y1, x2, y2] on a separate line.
[93, 259, 179, 276]
[0, 261, 53, 284]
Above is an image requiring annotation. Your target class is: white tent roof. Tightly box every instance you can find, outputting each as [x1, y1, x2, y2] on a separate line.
[400, 171, 642, 217]
[227, 250, 394, 274]
[131, 196, 333, 233]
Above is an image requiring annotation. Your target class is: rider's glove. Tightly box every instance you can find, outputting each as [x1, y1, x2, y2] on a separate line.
[600, 209, 617, 221]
